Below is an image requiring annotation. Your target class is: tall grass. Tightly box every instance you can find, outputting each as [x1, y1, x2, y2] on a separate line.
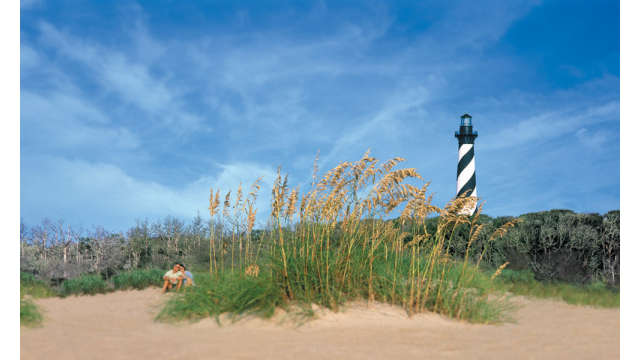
[157, 271, 284, 323]
[60, 274, 109, 296]
[161, 152, 519, 324]
[112, 268, 165, 290]
[20, 272, 51, 327]
[20, 272, 57, 298]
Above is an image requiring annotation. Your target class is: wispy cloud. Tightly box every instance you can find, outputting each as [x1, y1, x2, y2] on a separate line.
[20, 1, 619, 230]
[21, 155, 278, 231]
[37, 22, 204, 133]
[481, 100, 619, 151]
[21, 0, 42, 10]
[21, 89, 140, 152]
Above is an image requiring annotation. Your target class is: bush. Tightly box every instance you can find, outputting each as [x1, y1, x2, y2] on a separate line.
[20, 272, 57, 298]
[60, 274, 109, 296]
[492, 269, 619, 308]
[112, 268, 165, 290]
[430, 210, 620, 286]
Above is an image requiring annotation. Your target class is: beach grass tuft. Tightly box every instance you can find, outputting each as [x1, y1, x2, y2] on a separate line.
[60, 274, 109, 296]
[20, 297, 43, 327]
[112, 268, 165, 290]
[159, 152, 521, 325]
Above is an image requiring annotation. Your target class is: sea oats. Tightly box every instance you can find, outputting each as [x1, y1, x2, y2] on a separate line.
[491, 262, 510, 280]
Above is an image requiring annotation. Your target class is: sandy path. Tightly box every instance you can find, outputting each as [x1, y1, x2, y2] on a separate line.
[21, 289, 619, 360]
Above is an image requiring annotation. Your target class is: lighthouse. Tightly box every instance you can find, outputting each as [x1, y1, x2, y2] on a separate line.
[455, 113, 478, 215]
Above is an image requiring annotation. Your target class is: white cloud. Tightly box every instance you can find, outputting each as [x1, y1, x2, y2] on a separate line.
[37, 22, 204, 133]
[481, 100, 619, 150]
[21, 0, 42, 10]
[575, 128, 612, 150]
[21, 155, 279, 231]
[21, 90, 139, 151]
[20, 44, 40, 69]
[320, 86, 430, 169]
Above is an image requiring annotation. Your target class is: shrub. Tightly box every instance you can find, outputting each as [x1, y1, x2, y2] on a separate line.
[20, 272, 57, 298]
[433, 210, 620, 286]
[60, 274, 109, 296]
[492, 269, 619, 308]
[112, 268, 165, 290]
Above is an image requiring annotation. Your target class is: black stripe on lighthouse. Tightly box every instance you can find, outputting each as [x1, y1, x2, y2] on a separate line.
[457, 172, 476, 198]
[457, 145, 475, 177]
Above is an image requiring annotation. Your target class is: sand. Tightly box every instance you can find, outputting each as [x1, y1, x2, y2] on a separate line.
[21, 289, 619, 360]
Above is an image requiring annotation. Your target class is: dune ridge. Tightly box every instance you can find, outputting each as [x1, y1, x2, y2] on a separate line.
[21, 288, 619, 360]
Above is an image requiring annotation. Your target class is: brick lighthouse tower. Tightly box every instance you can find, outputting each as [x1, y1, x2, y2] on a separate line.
[455, 113, 478, 215]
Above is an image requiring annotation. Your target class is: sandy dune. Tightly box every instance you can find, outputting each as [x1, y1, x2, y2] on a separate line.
[21, 288, 619, 360]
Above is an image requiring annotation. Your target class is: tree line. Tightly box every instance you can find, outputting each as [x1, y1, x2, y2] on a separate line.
[20, 208, 620, 287]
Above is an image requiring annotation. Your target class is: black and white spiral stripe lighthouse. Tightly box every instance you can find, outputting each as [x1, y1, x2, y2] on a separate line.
[455, 114, 478, 215]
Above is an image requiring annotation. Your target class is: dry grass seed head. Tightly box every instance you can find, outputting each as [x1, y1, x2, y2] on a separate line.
[247, 204, 256, 235]
[491, 262, 510, 280]
[468, 223, 484, 246]
[234, 183, 243, 215]
[312, 150, 320, 186]
[471, 202, 484, 225]
[209, 189, 220, 217]
[286, 187, 298, 218]
[489, 218, 521, 241]
[248, 177, 262, 203]
[245, 264, 260, 277]
[223, 191, 231, 217]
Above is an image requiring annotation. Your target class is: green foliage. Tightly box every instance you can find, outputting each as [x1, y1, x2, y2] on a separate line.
[112, 268, 165, 290]
[20, 272, 57, 298]
[491, 269, 619, 308]
[20, 297, 43, 327]
[157, 272, 284, 322]
[60, 274, 109, 296]
[415, 209, 620, 286]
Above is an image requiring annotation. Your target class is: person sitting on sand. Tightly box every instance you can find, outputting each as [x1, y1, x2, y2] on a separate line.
[161, 263, 184, 293]
[178, 263, 195, 287]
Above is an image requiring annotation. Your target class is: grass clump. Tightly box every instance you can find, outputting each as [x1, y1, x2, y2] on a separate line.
[160, 152, 520, 325]
[491, 269, 619, 308]
[112, 268, 165, 290]
[60, 274, 109, 296]
[157, 271, 284, 323]
[20, 272, 57, 298]
[20, 297, 43, 327]
[20, 272, 55, 327]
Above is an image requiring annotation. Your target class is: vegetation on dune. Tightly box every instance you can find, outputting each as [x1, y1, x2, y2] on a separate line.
[439, 210, 620, 286]
[20, 297, 42, 327]
[60, 274, 109, 296]
[19, 183, 619, 291]
[490, 269, 619, 308]
[20, 272, 57, 299]
[112, 268, 166, 290]
[20, 272, 51, 327]
[19, 152, 620, 326]
[160, 152, 521, 324]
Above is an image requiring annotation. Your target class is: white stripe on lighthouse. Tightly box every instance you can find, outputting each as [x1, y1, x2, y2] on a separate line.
[458, 144, 473, 160]
[456, 155, 475, 194]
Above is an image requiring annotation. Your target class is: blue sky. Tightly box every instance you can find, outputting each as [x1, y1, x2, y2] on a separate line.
[20, 0, 620, 232]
